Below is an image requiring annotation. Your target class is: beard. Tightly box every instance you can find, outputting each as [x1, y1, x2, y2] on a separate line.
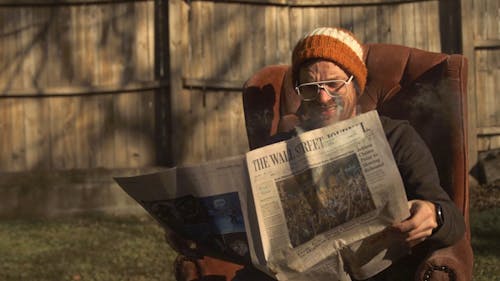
[298, 102, 354, 132]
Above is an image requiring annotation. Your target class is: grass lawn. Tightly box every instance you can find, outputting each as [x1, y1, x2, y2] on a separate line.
[0, 215, 176, 281]
[469, 182, 500, 281]
[1, 183, 499, 281]
[471, 208, 500, 280]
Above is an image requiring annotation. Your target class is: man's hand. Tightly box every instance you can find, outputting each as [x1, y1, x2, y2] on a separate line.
[391, 200, 438, 248]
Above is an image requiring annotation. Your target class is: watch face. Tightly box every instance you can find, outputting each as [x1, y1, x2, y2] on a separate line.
[436, 203, 444, 226]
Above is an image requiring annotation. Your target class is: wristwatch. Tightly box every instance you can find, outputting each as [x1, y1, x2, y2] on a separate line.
[433, 202, 444, 234]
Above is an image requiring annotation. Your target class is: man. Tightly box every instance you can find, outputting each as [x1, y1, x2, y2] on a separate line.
[274, 27, 466, 280]
[175, 27, 466, 281]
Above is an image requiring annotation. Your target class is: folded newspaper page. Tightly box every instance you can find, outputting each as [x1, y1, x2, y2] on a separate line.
[114, 155, 259, 265]
[115, 110, 410, 281]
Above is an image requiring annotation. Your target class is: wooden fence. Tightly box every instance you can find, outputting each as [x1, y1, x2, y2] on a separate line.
[0, 0, 498, 216]
[1, 0, 498, 170]
[0, 0, 167, 172]
[0, 0, 167, 217]
[462, 0, 500, 156]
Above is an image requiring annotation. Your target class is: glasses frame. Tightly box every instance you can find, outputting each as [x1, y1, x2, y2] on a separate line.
[295, 75, 354, 101]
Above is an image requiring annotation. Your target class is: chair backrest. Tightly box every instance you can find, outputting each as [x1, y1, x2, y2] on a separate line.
[242, 43, 470, 234]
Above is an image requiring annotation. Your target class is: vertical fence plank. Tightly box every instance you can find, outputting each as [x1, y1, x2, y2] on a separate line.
[427, 0, 440, 52]
[91, 95, 106, 168]
[363, 6, 378, 43]
[339, 6, 354, 32]
[169, 0, 190, 164]
[0, 101, 5, 169]
[0, 100, 13, 170]
[189, 1, 204, 81]
[476, 48, 500, 151]
[10, 100, 27, 170]
[204, 1, 216, 80]
[289, 7, 303, 44]
[24, 99, 51, 170]
[18, 8, 30, 90]
[376, 5, 391, 44]
[276, 5, 290, 65]
[142, 91, 156, 165]
[112, 93, 129, 167]
[214, 2, 228, 80]
[100, 95, 117, 168]
[205, 90, 223, 160]
[478, 50, 499, 127]
[49, 97, 78, 169]
[137, 0, 154, 82]
[404, 2, 417, 47]
[352, 6, 366, 43]
[414, 2, 425, 50]
[241, 5, 256, 81]
[389, 3, 403, 45]
[226, 4, 240, 79]
[325, 7, 341, 31]
[252, 5, 267, 71]
[485, 0, 497, 40]
[264, 6, 278, 65]
[76, 95, 92, 168]
[314, 6, 328, 28]
[475, 50, 488, 128]
[474, 0, 485, 40]
[461, 0, 477, 167]
[48, 7, 63, 88]
[126, 92, 143, 168]
[228, 90, 249, 154]
[184, 89, 207, 163]
[220, 3, 231, 81]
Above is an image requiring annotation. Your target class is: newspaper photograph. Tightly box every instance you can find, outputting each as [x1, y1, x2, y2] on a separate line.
[246, 110, 410, 280]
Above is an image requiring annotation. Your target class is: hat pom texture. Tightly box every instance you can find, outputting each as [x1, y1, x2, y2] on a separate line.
[292, 27, 367, 93]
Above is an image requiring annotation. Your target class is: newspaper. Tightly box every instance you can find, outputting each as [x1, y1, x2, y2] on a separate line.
[246, 110, 410, 280]
[114, 155, 259, 266]
[115, 110, 410, 280]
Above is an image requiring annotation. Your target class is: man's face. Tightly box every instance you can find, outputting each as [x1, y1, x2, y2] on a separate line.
[297, 60, 358, 130]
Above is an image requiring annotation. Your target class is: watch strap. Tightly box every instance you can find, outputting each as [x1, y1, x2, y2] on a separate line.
[432, 202, 444, 234]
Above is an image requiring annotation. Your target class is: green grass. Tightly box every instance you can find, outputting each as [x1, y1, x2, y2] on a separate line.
[0, 214, 176, 281]
[470, 181, 500, 280]
[470, 208, 500, 281]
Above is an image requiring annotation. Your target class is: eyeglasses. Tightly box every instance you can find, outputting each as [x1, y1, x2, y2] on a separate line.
[295, 75, 354, 101]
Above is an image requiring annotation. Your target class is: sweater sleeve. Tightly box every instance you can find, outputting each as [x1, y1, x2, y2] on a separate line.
[380, 116, 465, 247]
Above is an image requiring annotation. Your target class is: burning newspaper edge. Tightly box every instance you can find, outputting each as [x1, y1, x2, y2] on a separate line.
[115, 110, 410, 281]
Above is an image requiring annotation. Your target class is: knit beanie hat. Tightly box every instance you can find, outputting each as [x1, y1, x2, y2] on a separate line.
[292, 27, 367, 93]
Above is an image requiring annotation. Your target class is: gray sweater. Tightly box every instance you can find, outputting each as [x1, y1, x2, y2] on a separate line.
[380, 115, 465, 246]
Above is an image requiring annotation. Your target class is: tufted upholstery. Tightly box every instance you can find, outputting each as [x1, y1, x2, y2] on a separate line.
[242, 43, 473, 281]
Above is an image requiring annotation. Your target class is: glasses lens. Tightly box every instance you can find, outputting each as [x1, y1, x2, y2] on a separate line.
[298, 84, 318, 100]
[324, 81, 345, 93]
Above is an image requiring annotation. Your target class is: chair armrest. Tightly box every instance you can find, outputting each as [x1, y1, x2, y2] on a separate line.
[174, 255, 244, 281]
[415, 235, 473, 281]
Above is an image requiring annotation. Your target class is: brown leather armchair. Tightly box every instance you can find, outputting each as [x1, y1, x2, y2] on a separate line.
[242, 43, 474, 281]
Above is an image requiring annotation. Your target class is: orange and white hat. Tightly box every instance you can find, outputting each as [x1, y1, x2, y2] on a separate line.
[292, 27, 367, 93]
